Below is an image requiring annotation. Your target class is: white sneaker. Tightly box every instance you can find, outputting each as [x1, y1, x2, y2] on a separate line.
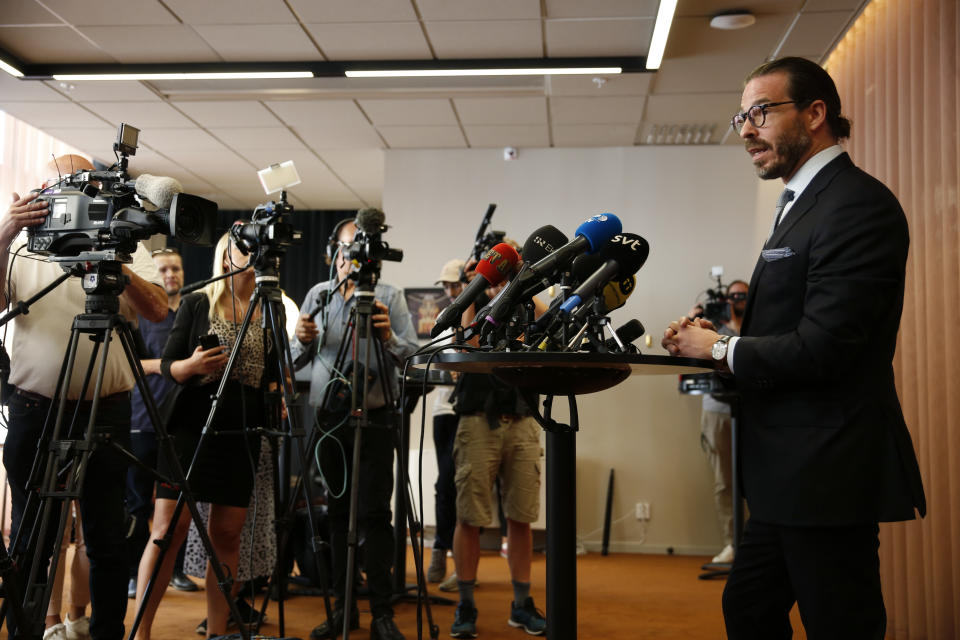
[43, 623, 67, 640]
[711, 544, 735, 565]
[65, 615, 91, 640]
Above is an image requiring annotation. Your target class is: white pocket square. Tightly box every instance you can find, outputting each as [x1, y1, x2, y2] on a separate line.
[761, 247, 796, 262]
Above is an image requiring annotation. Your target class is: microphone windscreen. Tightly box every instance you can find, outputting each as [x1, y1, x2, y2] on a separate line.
[598, 232, 650, 277]
[135, 173, 183, 209]
[574, 213, 622, 253]
[602, 275, 635, 312]
[356, 207, 385, 233]
[476, 243, 520, 284]
[522, 225, 568, 263]
[571, 254, 604, 284]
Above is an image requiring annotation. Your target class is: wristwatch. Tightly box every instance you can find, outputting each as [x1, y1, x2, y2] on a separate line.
[711, 335, 732, 363]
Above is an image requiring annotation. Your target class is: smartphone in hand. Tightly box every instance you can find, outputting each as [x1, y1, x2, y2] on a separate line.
[198, 334, 220, 350]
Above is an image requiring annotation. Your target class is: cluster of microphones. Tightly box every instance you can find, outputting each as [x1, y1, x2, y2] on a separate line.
[431, 213, 648, 353]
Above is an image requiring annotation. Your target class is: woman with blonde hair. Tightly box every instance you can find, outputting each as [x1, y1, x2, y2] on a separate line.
[133, 231, 267, 640]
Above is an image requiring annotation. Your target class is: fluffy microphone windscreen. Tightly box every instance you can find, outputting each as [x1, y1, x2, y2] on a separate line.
[135, 174, 183, 209]
[356, 207, 385, 233]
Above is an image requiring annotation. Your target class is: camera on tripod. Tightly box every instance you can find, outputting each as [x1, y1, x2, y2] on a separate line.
[341, 208, 403, 269]
[28, 123, 217, 261]
[694, 265, 731, 326]
[230, 198, 302, 269]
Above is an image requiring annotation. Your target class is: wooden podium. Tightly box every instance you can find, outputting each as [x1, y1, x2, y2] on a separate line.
[410, 352, 710, 640]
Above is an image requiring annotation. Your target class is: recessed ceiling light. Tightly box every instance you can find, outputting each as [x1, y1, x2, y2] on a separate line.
[345, 67, 622, 78]
[0, 58, 23, 77]
[51, 71, 314, 81]
[710, 11, 756, 30]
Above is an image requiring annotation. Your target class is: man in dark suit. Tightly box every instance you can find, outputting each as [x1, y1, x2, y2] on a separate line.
[662, 57, 925, 639]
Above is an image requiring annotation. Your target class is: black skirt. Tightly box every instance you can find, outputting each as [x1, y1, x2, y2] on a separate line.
[156, 381, 263, 508]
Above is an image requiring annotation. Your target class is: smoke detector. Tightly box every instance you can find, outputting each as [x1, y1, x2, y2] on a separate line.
[710, 10, 756, 30]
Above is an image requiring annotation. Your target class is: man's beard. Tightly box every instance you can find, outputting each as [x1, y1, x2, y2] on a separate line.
[751, 119, 811, 180]
[165, 284, 181, 296]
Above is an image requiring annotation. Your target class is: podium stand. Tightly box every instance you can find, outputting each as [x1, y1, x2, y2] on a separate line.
[410, 352, 710, 640]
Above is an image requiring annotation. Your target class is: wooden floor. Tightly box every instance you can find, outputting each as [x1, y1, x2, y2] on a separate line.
[124, 548, 811, 640]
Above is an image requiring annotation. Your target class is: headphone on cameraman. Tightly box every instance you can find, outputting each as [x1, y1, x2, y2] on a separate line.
[326, 216, 357, 263]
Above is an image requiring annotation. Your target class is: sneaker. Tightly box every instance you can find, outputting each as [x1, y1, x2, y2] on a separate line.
[370, 613, 405, 640]
[450, 601, 478, 638]
[438, 571, 458, 592]
[309, 607, 360, 640]
[43, 623, 67, 640]
[711, 544, 735, 565]
[427, 547, 447, 583]
[64, 615, 90, 640]
[508, 597, 546, 636]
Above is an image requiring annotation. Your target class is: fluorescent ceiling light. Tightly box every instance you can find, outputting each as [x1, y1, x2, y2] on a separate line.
[0, 58, 24, 77]
[51, 71, 314, 81]
[646, 0, 678, 70]
[346, 67, 621, 78]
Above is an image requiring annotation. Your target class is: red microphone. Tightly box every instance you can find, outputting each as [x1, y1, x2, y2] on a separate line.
[431, 243, 519, 337]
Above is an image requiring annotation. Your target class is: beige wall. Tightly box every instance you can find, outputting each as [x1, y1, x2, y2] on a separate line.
[383, 145, 780, 554]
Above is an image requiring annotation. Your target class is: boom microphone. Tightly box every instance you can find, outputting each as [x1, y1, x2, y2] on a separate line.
[483, 213, 622, 332]
[430, 242, 520, 337]
[558, 233, 649, 315]
[356, 207, 386, 233]
[133, 174, 183, 209]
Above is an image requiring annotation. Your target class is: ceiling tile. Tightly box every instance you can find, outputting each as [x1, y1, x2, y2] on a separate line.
[305, 22, 431, 60]
[0, 75, 70, 101]
[86, 102, 194, 128]
[288, 0, 417, 23]
[44, 80, 161, 101]
[550, 96, 645, 124]
[0, 101, 107, 128]
[545, 18, 653, 57]
[0, 26, 115, 63]
[163, 151, 254, 179]
[41, 0, 179, 26]
[547, 73, 652, 96]
[78, 26, 221, 63]
[377, 126, 466, 149]
[193, 24, 323, 61]
[552, 124, 637, 146]
[643, 92, 740, 122]
[173, 101, 282, 127]
[358, 99, 457, 126]
[0, 1, 63, 24]
[426, 21, 543, 59]
[349, 187, 381, 208]
[209, 126, 306, 150]
[265, 99, 369, 127]
[41, 127, 119, 160]
[163, 0, 298, 24]
[651, 14, 794, 94]
[463, 124, 549, 147]
[454, 97, 547, 125]
[546, 0, 659, 19]
[677, 1, 804, 17]
[779, 11, 853, 59]
[417, 0, 541, 21]
[294, 122, 384, 149]
[802, 0, 862, 11]
[139, 128, 228, 152]
[239, 148, 325, 174]
[318, 149, 385, 189]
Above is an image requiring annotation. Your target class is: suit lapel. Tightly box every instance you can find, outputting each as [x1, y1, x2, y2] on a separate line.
[742, 152, 854, 334]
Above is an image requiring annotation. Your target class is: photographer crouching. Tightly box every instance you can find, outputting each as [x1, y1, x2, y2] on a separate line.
[1, 155, 167, 640]
[292, 214, 417, 640]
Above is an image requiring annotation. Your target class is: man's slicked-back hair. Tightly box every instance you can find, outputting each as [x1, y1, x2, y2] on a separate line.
[746, 57, 851, 140]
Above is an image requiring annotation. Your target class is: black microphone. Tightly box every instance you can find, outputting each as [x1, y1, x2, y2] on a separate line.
[356, 207, 385, 233]
[482, 214, 622, 333]
[604, 318, 645, 352]
[558, 233, 649, 315]
[431, 242, 520, 338]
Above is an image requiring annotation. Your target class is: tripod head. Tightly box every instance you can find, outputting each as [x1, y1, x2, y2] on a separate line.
[51, 250, 132, 315]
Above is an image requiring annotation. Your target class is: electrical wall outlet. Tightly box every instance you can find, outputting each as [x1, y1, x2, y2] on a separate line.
[635, 502, 651, 520]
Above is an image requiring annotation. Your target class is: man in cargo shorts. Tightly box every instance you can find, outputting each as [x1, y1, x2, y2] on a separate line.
[450, 372, 546, 638]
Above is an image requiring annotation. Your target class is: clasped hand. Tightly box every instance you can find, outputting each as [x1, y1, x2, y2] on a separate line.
[661, 316, 718, 359]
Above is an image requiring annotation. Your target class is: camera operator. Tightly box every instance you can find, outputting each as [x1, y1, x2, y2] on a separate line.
[688, 279, 747, 566]
[1, 154, 167, 640]
[292, 218, 418, 640]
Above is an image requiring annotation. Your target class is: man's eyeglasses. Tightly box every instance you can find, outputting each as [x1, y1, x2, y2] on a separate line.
[730, 101, 804, 133]
[728, 292, 747, 302]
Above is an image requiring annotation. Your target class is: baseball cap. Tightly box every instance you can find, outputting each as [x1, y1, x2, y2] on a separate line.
[436, 259, 464, 284]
